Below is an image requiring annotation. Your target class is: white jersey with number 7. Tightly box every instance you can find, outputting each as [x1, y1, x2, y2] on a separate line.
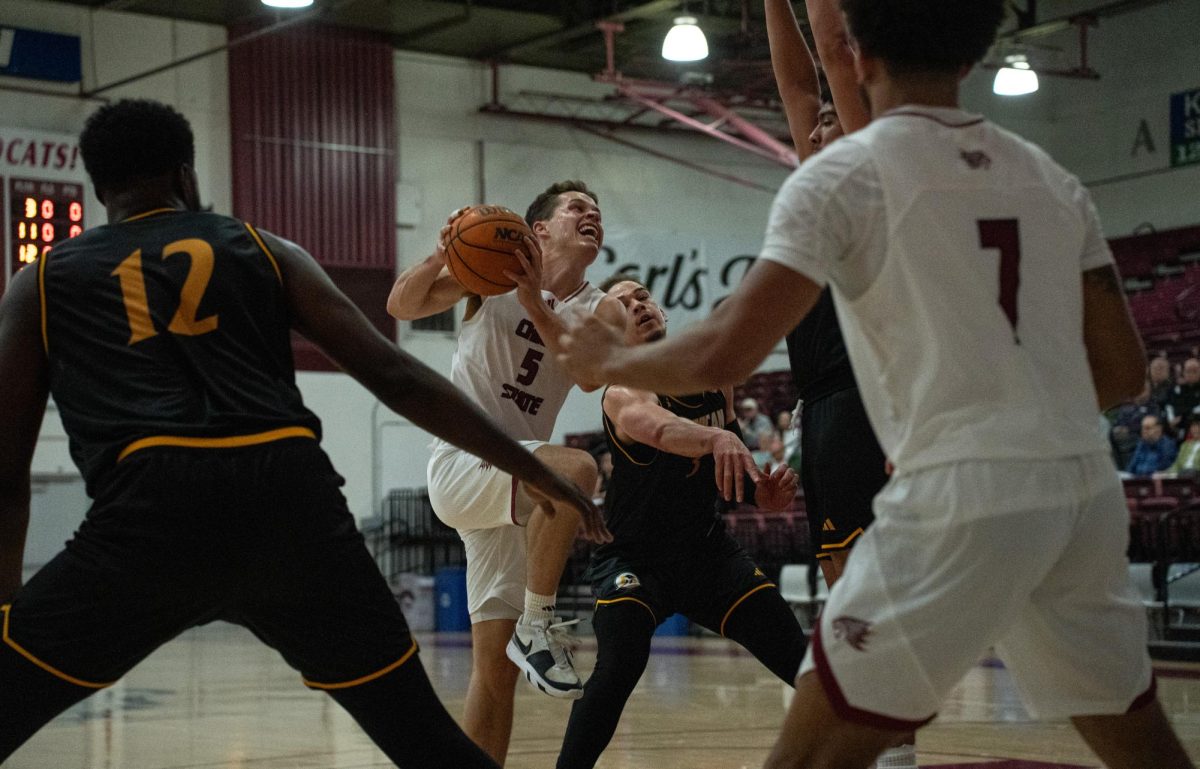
[759, 105, 1112, 473]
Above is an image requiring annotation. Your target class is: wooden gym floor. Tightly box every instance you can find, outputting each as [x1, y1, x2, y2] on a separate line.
[7, 622, 1199, 768]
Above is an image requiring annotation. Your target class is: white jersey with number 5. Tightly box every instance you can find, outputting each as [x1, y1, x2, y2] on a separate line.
[433, 283, 605, 448]
[759, 106, 1112, 472]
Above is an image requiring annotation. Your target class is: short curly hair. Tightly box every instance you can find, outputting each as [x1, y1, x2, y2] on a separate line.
[524, 180, 597, 228]
[840, 0, 1006, 75]
[80, 99, 195, 195]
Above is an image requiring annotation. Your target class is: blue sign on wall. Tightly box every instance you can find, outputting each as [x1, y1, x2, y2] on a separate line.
[0, 25, 82, 83]
[1170, 86, 1200, 168]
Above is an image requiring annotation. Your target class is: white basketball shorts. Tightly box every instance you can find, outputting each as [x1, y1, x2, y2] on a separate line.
[427, 442, 546, 623]
[799, 453, 1154, 727]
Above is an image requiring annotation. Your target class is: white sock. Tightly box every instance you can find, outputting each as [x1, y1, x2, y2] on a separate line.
[874, 744, 917, 769]
[521, 589, 556, 625]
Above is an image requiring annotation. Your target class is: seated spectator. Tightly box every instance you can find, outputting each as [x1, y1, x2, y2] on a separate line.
[1160, 419, 1200, 477]
[737, 397, 773, 450]
[755, 434, 789, 472]
[590, 444, 613, 499]
[1166, 357, 1200, 437]
[1127, 415, 1178, 477]
[775, 409, 801, 470]
[1149, 355, 1174, 408]
[1107, 379, 1163, 469]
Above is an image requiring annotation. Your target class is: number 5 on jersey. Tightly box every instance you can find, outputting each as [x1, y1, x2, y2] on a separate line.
[112, 238, 219, 345]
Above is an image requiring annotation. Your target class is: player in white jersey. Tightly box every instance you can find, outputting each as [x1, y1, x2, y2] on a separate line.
[559, 1, 1194, 767]
[768, 3, 917, 766]
[388, 181, 624, 764]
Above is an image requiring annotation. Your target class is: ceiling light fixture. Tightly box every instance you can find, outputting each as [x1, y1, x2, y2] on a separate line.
[261, 0, 314, 9]
[993, 53, 1039, 96]
[661, 16, 708, 62]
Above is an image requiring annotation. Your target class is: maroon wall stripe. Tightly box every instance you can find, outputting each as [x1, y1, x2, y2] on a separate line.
[229, 22, 396, 368]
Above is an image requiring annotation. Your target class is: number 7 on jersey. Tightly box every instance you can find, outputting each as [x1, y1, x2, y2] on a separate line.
[977, 218, 1021, 342]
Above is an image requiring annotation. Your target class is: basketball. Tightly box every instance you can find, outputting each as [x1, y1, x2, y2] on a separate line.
[445, 205, 532, 296]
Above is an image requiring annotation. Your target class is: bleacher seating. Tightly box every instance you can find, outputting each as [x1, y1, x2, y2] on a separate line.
[734, 370, 799, 425]
[1112, 225, 1200, 346]
[1121, 477, 1200, 643]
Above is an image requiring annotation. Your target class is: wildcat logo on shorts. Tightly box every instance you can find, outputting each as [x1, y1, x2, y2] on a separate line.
[614, 572, 641, 590]
[831, 616, 873, 652]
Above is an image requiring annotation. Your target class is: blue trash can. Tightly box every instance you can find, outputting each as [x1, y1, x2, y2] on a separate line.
[653, 612, 690, 637]
[434, 566, 470, 632]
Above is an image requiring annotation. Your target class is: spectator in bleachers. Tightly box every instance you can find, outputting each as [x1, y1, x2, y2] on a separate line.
[756, 434, 790, 472]
[1160, 419, 1200, 477]
[1165, 357, 1200, 436]
[1149, 355, 1174, 408]
[1127, 415, 1178, 477]
[775, 409, 801, 471]
[1107, 379, 1163, 469]
[737, 397, 774, 450]
[589, 444, 613, 499]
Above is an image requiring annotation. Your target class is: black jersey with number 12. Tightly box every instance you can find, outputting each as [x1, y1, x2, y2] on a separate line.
[38, 209, 321, 493]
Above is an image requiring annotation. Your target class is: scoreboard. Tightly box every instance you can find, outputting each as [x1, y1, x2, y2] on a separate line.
[11, 178, 85, 269]
[1, 127, 92, 294]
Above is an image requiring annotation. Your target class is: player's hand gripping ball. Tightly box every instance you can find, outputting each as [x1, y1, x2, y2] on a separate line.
[444, 205, 533, 296]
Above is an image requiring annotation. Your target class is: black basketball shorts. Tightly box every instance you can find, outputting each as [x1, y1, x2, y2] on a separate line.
[799, 387, 889, 559]
[587, 528, 774, 636]
[2, 438, 414, 691]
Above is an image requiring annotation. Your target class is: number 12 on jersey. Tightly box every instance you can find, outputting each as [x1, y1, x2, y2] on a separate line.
[112, 238, 220, 345]
[977, 218, 1021, 343]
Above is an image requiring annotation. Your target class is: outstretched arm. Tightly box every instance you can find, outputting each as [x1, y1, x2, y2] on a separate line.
[0, 266, 50, 603]
[604, 385, 761, 502]
[765, 0, 821, 160]
[560, 259, 822, 395]
[804, 0, 870, 133]
[263, 230, 607, 541]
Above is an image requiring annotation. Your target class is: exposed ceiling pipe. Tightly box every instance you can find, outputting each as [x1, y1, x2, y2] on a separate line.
[0, 82, 108, 103]
[571, 123, 777, 193]
[987, 14, 1100, 80]
[998, 0, 1172, 40]
[478, 0, 678, 59]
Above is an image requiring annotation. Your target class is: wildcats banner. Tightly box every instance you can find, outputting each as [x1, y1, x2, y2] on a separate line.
[584, 232, 761, 330]
[0, 128, 84, 178]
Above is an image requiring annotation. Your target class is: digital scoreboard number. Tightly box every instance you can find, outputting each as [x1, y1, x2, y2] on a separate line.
[1, 127, 91, 296]
[9, 176, 84, 274]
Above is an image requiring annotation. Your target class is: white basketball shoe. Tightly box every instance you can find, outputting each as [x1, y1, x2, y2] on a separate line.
[506, 616, 584, 700]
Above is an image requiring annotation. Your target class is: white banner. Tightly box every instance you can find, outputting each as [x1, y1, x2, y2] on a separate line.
[584, 231, 761, 330]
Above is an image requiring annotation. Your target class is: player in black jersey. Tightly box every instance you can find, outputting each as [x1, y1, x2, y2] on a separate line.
[555, 278, 806, 769]
[769, 0, 884, 589]
[0, 99, 598, 768]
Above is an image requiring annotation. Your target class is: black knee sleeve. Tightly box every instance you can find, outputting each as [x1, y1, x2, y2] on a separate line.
[557, 601, 656, 769]
[721, 587, 807, 685]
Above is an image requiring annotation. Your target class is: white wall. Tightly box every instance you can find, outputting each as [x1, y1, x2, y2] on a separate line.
[5, 0, 1200, 526]
[958, 0, 1200, 236]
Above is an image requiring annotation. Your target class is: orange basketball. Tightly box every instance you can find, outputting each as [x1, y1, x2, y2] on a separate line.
[445, 205, 532, 296]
